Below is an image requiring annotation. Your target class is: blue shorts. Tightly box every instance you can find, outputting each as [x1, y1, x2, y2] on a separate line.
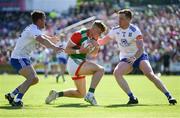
[120, 53, 149, 68]
[57, 57, 67, 64]
[44, 61, 49, 65]
[10, 58, 31, 72]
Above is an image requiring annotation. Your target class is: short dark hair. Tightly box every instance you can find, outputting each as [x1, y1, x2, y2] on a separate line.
[92, 20, 107, 33]
[31, 10, 46, 24]
[118, 9, 133, 19]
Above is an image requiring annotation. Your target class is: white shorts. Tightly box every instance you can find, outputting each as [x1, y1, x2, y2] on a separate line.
[67, 57, 85, 76]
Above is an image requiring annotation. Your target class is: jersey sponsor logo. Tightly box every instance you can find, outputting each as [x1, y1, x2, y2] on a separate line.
[119, 38, 130, 47]
[122, 32, 126, 37]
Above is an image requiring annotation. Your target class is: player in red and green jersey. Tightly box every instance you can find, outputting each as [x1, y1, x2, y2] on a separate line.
[45, 20, 107, 105]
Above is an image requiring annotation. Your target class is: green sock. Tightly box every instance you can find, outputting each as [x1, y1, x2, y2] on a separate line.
[58, 92, 64, 97]
[88, 88, 95, 93]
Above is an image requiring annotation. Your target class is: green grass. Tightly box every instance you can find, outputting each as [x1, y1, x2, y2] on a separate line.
[0, 74, 180, 118]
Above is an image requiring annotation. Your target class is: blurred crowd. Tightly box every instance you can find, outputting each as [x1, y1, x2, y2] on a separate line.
[0, 2, 179, 74]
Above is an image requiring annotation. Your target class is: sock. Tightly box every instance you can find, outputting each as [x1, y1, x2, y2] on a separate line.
[58, 92, 64, 97]
[88, 88, 95, 97]
[10, 88, 19, 98]
[165, 92, 172, 99]
[128, 92, 135, 99]
[88, 88, 95, 93]
[14, 93, 24, 102]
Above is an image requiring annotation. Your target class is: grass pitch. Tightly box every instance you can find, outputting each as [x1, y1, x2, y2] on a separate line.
[0, 74, 179, 118]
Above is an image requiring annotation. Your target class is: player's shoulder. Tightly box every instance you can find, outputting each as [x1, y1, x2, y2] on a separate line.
[78, 28, 88, 34]
[112, 25, 120, 30]
[73, 28, 88, 38]
[28, 24, 41, 31]
[129, 24, 140, 32]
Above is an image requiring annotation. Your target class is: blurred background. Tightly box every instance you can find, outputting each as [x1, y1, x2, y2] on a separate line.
[0, 0, 179, 75]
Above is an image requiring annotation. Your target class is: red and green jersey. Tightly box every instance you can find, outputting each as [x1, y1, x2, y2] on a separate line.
[70, 28, 89, 60]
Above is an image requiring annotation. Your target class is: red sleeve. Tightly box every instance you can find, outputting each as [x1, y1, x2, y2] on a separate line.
[70, 32, 82, 45]
[136, 35, 143, 40]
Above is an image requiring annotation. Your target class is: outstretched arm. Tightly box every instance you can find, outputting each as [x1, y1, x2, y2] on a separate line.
[127, 35, 144, 64]
[42, 35, 59, 44]
[36, 35, 63, 53]
[134, 35, 144, 59]
[97, 35, 112, 46]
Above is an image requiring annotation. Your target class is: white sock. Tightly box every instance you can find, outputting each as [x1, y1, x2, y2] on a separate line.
[14, 98, 21, 102]
[10, 93, 15, 98]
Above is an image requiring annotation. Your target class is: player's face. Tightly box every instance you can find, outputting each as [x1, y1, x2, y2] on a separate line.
[92, 27, 102, 40]
[38, 18, 46, 29]
[119, 14, 130, 28]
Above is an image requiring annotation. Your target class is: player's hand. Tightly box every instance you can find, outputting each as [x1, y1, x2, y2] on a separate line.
[91, 40, 99, 48]
[127, 57, 136, 65]
[53, 45, 64, 53]
[51, 36, 60, 44]
[79, 44, 91, 54]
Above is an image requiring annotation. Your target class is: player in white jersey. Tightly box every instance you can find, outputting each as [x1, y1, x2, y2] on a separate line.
[56, 34, 68, 83]
[98, 9, 177, 105]
[5, 10, 63, 107]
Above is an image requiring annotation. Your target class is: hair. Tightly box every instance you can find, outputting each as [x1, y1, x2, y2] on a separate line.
[118, 9, 133, 20]
[31, 10, 46, 24]
[92, 20, 107, 33]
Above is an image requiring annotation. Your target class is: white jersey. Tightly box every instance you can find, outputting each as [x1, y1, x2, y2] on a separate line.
[56, 40, 68, 59]
[11, 24, 43, 59]
[108, 24, 143, 59]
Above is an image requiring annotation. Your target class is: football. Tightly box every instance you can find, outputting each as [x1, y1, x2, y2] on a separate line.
[82, 39, 96, 53]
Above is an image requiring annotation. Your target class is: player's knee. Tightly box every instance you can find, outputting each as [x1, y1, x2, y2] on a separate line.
[144, 72, 156, 80]
[98, 67, 105, 74]
[31, 77, 39, 85]
[113, 69, 123, 78]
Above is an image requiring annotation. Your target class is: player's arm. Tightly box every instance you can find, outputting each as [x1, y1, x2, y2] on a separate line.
[36, 35, 63, 53]
[134, 35, 144, 59]
[64, 32, 89, 54]
[127, 35, 144, 64]
[89, 40, 100, 57]
[97, 35, 112, 46]
[42, 34, 59, 44]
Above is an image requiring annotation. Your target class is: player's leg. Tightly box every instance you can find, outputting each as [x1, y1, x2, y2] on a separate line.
[78, 61, 104, 105]
[6, 66, 39, 107]
[5, 58, 39, 107]
[56, 58, 67, 83]
[45, 77, 86, 104]
[113, 61, 138, 104]
[44, 62, 49, 78]
[62, 78, 86, 98]
[79, 61, 104, 90]
[139, 60, 177, 105]
[56, 63, 62, 83]
[58, 63, 66, 82]
[46, 59, 103, 105]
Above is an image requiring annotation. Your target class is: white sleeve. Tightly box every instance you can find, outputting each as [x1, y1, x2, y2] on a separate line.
[30, 27, 43, 39]
[134, 27, 142, 39]
[107, 29, 116, 39]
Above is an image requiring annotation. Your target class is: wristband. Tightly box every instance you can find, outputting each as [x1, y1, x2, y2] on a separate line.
[75, 50, 80, 54]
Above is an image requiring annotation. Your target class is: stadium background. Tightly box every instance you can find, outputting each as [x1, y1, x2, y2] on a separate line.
[0, 0, 179, 75]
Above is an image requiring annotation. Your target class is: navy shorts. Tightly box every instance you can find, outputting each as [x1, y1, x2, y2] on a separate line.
[120, 53, 149, 68]
[10, 58, 31, 72]
[57, 57, 67, 64]
[44, 61, 49, 65]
